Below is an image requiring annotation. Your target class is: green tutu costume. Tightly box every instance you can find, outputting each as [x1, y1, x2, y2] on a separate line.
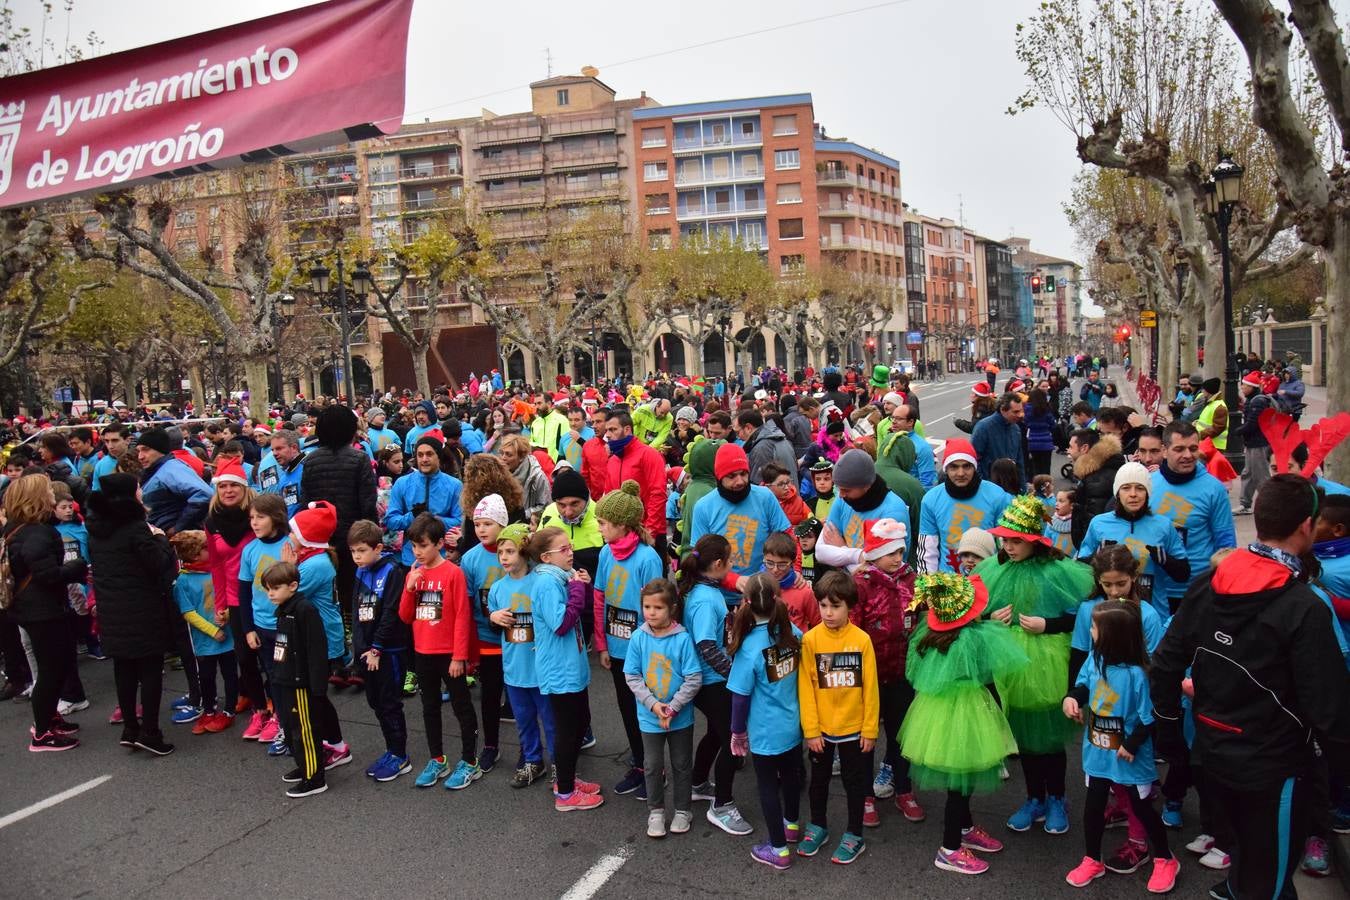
[901, 619, 1029, 795]
[975, 552, 1095, 753]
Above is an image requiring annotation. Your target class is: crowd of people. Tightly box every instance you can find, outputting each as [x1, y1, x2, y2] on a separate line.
[0, 355, 1347, 898]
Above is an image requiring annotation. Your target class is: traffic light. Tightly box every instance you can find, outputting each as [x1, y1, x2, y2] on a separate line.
[866, 336, 877, 350]
[1044, 275, 1056, 292]
[1030, 274, 1042, 292]
[1115, 324, 1132, 342]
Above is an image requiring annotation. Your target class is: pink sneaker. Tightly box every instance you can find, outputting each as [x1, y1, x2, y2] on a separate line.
[555, 789, 605, 811]
[960, 825, 1003, 853]
[1146, 857, 1180, 893]
[934, 846, 989, 875]
[256, 715, 281, 743]
[241, 710, 267, 741]
[896, 792, 926, 822]
[323, 742, 353, 770]
[1066, 856, 1107, 887]
[570, 777, 601, 795]
[862, 797, 881, 828]
[108, 706, 123, 725]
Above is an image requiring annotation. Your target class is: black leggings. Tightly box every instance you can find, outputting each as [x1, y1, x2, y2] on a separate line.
[753, 748, 803, 848]
[196, 651, 238, 714]
[691, 682, 736, 806]
[113, 654, 164, 736]
[477, 653, 503, 750]
[1084, 777, 1172, 862]
[608, 658, 644, 768]
[878, 678, 914, 791]
[227, 612, 267, 709]
[1021, 750, 1067, 800]
[943, 790, 974, 851]
[414, 652, 477, 762]
[1030, 450, 1053, 479]
[0, 609, 30, 686]
[549, 689, 592, 795]
[26, 617, 76, 731]
[810, 738, 873, 836]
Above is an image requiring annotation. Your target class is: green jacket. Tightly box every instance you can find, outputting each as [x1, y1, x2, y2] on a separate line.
[632, 404, 674, 451]
[875, 431, 924, 564]
[677, 438, 724, 553]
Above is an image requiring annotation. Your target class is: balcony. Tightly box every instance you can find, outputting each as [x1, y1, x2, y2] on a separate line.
[820, 201, 861, 217]
[282, 203, 360, 224]
[673, 166, 764, 187]
[548, 148, 620, 173]
[478, 154, 544, 178]
[402, 195, 449, 214]
[399, 162, 462, 181]
[675, 199, 767, 222]
[477, 123, 543, 147]
[817, 169, 858, 188]
[818, 234, 876, 252]
[672, 131, 762, 154]
[479, 186, 546, 208]
[550, 115, 618, 137]
[491, 217, 548, 239]
[555, 181, 622, 203]
[296, 171, 359, 189]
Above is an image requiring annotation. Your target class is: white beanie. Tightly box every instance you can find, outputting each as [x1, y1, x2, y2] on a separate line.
[473, 493, 509, 527]
[1112, 461, 1152, 498]
[882, 391, 904, 409]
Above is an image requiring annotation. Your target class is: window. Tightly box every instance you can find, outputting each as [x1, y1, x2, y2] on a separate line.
[741, 120, 755, 136]
[176, 209, 197, 228]
[648, 229, 672, 250]
[778, 218, 804, 240]
[641, 127, 666, 148]
[208, 205, 220, 222]
[774, 149, 800, 170]
[743, 187, 761, 209]
[741, 221, 765, 247]
[772, 114, 798, 136]
[710, 156, 731, 179]
[740, 154, 761, 176]
[776, 183, 802, 204]
[556, 89, 569, 106]
[780, 254, 805, 275]
[645, 193, 671, 215]
[644, 161, 668, 181]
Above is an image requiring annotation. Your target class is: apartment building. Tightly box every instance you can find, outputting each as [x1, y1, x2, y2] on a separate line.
[973, 237, 1030, 363]
[903, 210, 978, 371]
[1005, 236, 1084, 359]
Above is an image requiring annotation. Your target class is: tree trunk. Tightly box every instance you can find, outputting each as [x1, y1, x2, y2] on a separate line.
[410, 343, 433, 399]
[1326, 220, 1350, 482]
[242, 356, 272, 420]
[1203, 288, 1226, 380]
[189, 364, 207, 413]
[537, 352, 560, 388]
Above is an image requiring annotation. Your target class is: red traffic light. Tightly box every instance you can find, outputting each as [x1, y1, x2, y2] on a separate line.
[1030, 275, 1042, 291]
[866, 337, 877, 349]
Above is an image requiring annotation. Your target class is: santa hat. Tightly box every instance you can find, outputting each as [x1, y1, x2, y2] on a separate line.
[212, 457, 249, 487]
[971, 382, 993, 399]
[1241, 371, 1264, 389]
[553, 391, 571, 406]
[943, 438, 978, 469]
[863, 518, 908, 561]
[1006, 379, 1026, 394]
[882, 391, 904, 408]
[290, 501, 337, 549]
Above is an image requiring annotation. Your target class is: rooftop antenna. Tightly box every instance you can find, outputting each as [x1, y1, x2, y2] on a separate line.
[545, 47, 553, 78]
[958, 193, 965, 229]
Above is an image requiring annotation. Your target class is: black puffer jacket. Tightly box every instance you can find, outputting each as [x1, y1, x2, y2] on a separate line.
[300, 405, 378, 546]
[2, 521, 86, 625]
[1071, 433, 1125, 547]
[86, 492, 179, 659]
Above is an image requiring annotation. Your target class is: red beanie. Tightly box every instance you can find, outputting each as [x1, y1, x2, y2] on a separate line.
[290, 501, 337, 549]
[714, 443, 750, 481]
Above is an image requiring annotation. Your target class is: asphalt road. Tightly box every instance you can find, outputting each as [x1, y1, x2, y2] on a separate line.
[0, 372, 1337, 899]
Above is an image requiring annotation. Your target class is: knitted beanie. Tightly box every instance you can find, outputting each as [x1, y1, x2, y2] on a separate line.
[551, 464, 590, 502]
[714, 443, 750, 480]
[1112, 461, 1152, 498]
[594, 480, 644, 529]
[473, 493, 509, 527]
[832, 448, 875, 489]
[137, 427, 171, 455]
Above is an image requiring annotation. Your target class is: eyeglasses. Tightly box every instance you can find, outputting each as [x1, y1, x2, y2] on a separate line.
[762, 559, 792, 572]
[542, 544, 572, 556]
[770, 480, 793, 490]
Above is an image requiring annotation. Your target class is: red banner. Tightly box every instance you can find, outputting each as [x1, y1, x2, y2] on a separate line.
[0, 0, 413, 209]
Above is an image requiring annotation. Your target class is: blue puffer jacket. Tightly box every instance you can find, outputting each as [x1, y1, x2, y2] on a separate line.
[1025, 408, 1058, 453]
[140, 455, 213, 533]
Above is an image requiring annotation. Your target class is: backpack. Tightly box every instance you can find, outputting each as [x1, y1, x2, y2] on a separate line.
[0, 525, 31, 611]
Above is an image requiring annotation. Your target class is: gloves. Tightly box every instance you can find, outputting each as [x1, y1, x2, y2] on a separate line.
[730, 732, 749, 757]
[1147, 545, 1167, 567]
[411, 503, 428, 517]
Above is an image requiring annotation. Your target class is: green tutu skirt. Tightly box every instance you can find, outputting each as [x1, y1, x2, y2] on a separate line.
[996, 629, 1076, 753]
[901, 686, 1018, 795]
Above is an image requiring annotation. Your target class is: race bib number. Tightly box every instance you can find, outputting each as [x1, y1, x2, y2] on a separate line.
[282, 482, 299, 508]
[506, 611, 535, 644]
[259, 467, 278, 490]
[1137, 574, 1154, 603]
[801, 565, 814, 585]
[478, 588, 491, 619]
[273, 633, 289, 663]
[1087, 712, 1124, 751]
[357, 597, 376, 622]
[62, 539, 79, 564]
[817, 651, 862, 689]
[763, 645, 799, 683]
[903, 610, 916, 634]
[605, 605, 637, 642]
[415, 590, 443, 622]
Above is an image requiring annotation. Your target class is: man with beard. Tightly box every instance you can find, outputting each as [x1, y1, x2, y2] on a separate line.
[824, 449, 911, 557]
[1150, 421, 1236, 614]
[689, 443, 791, 591]
[917, 439, 1012, 573]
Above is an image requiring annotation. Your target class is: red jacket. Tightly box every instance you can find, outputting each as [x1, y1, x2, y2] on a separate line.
[397, 559, 478, 661]
[581, 436, 610, 503]
[850, 565, 916, 683]
[206, 530, 253, 609]
[605, 439, 667, 538]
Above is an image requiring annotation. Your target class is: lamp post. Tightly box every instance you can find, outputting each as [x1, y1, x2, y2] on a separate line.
[718, 314, 732, 380]
[309, 255, 370, 403]
[575, 289, 607, 382]
[271, 293, 296, 404]
[1204, 151, 1245, 476]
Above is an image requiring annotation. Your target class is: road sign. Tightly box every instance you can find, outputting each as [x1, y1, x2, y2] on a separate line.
[1140, 310, 1157, 328]
[905, 330, 923, 347]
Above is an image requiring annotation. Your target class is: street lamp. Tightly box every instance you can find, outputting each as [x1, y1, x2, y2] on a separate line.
[309, 258, 356, 402]
[270, 293, 297, 405]
[575, 289, 607, 381]
[1205, 150, 1245, 475]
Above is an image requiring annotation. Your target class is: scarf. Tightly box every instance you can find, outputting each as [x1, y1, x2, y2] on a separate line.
[1048, 514, 1072, 534]
[1115, 502, 1150, 523]
[205, 503, 252, 547]
[1315, 536, 1350, 560]
[944, 472, 983, 501]
[534, 562, 574, 584]
[609, 530, 640, 561]
[608, 435, 634, 457]
[848, 477, 892, 513]
[1247, 541, 1304, 578]
[1159, 460, 1198, 486]
[180, 559, 212, 575]
[779, 486, 812, 525]
[717, 481, 752, 505]
[295, 544, 329, 566]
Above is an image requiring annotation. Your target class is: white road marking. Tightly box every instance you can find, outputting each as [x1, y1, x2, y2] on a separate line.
[559, 846, 633, 900]
[0, 775, 112, 830]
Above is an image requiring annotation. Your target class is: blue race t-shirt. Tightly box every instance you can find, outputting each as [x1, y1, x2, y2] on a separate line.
[595, 542, 664, 660]
[690, 484, 790, 580]
[461, 542, 505, 647]
[174, 570, 234, 657]
[489, 572, 538, 687]
[1076, 511, 1188, 616]
[1150, 467, 1236, 594]
[825, 490, 910, 552]
[1071, 595, 1166, 656]
[727, 620, 804, 756]
[623, 624, 701, 733]
[530, 569, 590, 695]
[297, 552, 345, 661]
[1077, 655, 1156, 786]
[919, 480, 1012, 573]
[682, 581, 730, 686]
[238, 534, 288, 631]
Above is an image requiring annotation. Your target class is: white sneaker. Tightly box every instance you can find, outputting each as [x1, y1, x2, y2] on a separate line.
[670, 810, 693, 834]
[57, 699, 90, 716]
[1185, 833, 1215, 854]
[1199, 847, 1231, 870]
[647, 809, 667, 838]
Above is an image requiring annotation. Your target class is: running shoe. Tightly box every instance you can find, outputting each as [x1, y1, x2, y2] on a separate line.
[445, 759, 482, 790]
[872, 762, 895, 799]
[415, 757, 449, 788]
[1006, 797, 1046, 832]
[935, 846, 989, 875]
[750, 842, 791, 870]
[1066, 856, 1107, 887]
[707, 802, 753, 836]
[830, 832, 866, 865]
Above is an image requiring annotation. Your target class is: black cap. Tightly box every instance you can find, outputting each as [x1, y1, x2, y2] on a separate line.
[551, 465, 589, 502]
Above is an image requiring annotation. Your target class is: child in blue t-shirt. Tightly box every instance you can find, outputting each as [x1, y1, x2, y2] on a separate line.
[728, 572, 804, 870]
[623, 579, 702, 839]
[53, 481, 100, 659]
[237, 494, 290, 748]
[1062, 600, 1178, 892]
[171, 531, 238, 733]
[461, 494, 510, 777]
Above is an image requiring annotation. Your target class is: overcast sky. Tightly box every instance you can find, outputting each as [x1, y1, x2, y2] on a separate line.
[16, 0, 1086, 262]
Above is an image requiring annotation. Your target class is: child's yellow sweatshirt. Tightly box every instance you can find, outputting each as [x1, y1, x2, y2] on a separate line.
[798, 621, 879, 741]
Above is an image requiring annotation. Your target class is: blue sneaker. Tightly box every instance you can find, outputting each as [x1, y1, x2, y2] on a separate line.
[370, 754, 412, 783]
[266, 730, 289, 756]
[580, 727, 597, 750]
[445, 758, 482, 790]
[1043, 795, 1069, 834]
[415, 757, 449, 787]
[366, 751, 393, 778]
[615, 766, 645, 795]
[1006, 797, 1046, 832]
[170, 695, 195, 711]
[1161, 800, 1184, 829]
[171, 705, 202, 725]
[797, 823, 829, 857]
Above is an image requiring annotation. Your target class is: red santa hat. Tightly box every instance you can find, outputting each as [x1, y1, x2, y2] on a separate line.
[971, 382, 993, 399]
[212, 457, 249, 487]
[290, 501, 337, 549]
[1241, 370, 1264, 389]
[863, 518, 908, 561]
[1006, 379, 1026, 394]
[943, 438, 978, 470]
[553, 391, 571, 406]
[254, 423, 272, 437]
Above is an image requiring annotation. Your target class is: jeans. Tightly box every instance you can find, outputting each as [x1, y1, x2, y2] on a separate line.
[691, 682, 737, 806]
[642, 725, 693, 812]
[1240, 445, 1272, 509]
[25, 617, 76, 732]
[196, 650, 238, 714]
[414, 651, 477, 762]
[608, 658, 644, 768]
[753, 747, 804, 847]
[809, 738, 873, 836]
[506, 684, 557, 765]
[113, 654, 164, 736]
[548, 689, 592, 794]
[360, 649, 407, 759]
